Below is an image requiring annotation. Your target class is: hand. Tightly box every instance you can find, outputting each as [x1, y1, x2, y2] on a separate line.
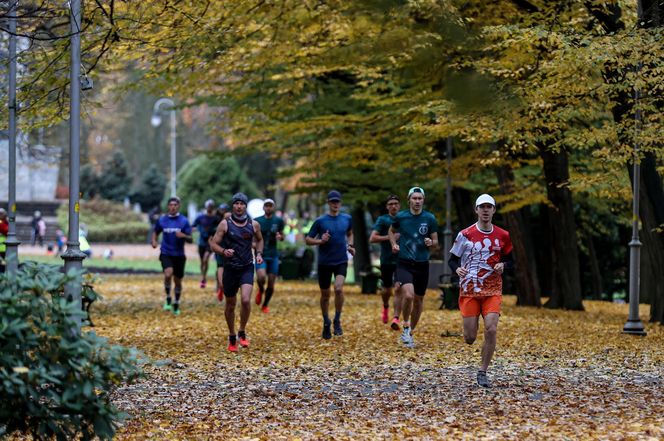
[391, 242, 400, 253]
[424, 237, 433, 247]
[347, 245, 355, 257]
[456, 267, 469, 277]
[494, 262, 504, 274]
[320, 230, 331, 244]
[256, 253, 264, 264]
[223, 248, 235, 257]
[151, 240, 158, 249]
[393, 233, 400, 241]
[175, 231, 187, 239]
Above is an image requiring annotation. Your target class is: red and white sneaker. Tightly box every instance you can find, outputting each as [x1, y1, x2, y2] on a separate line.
[390, 317, 400, 331]
[216, 287, 224, 302]
[381, 307, 389, 324]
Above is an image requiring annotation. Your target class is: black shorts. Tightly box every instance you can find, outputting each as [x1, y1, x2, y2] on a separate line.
[395, 259, 429, 296]
[160, 254, 186, 279]
[223, 264, 254, 297]
[380, 263, 397, 289]
[198, 244, 211, 260]
[318, 263, 348, 290]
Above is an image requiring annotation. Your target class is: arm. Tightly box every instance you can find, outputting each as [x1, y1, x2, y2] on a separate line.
[346, 229, 355, 257]
[388, 225, 400, 253]
[209, 220, 234, 257]
[495, 252, 514, 274]
[175, 222, 193, 243]
[369, 229, 391, 244]
[425, 231, 439, 248]
[449, 253, 468, 277]
[253, 221, 264, 264]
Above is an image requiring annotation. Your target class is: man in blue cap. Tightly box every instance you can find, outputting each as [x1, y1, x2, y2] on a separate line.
[210, 192, 264, 352]
[192, 199, 218, 289]
[306, 190, 355, 339]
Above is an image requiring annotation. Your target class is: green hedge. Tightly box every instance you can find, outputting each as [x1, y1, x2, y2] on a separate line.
[0, 262, 144, 440]
[57, 198, 150, 244]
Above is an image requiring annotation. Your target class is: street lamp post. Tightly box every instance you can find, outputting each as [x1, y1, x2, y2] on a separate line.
[61, 0, 86, 331]
[5, 0, 20, 276]
[623, 88, 646, 336]
[151, 98, 177, 196]
[442, 137, 453, 284]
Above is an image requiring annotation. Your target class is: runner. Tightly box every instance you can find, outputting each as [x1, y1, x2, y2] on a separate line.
[192, 199, 217, 289]
[151, 197, 193, 316]
[388, 187, 438, 348]
[212, 203, 230, 302]
[209, 193, 264, 352]
[254, 198, 285, 313]
[305, 190, 354, 339]
[369, 195, 402, 328]
[448, 194, 513, 387]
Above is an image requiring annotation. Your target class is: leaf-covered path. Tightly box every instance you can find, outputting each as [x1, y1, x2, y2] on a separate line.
[95, 276, 664, 440]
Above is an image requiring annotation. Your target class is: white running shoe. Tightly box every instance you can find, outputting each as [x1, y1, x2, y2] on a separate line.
[401, 327, 414, 347]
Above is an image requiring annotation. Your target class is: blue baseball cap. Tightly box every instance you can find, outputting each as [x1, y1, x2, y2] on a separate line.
[327, 190, 342, 202]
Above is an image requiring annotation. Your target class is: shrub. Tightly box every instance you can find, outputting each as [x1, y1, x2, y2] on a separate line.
[57, 198, 150, 244]
[0, 262, 144, 440]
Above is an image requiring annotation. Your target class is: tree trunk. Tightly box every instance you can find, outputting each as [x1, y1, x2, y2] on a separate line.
[452, 187, 475, 228]
[535, 206, 554, 299]
[539, 146, 584, 310]
[351, 202, 372, 283]
[496, 166, 541, 306]
[586, 236, 604, 300]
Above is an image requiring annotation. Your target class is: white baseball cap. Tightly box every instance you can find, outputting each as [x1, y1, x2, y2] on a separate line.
[264, 198, 275, 205]
[407, 186, 425, 199]
[475, 194, 496, 207]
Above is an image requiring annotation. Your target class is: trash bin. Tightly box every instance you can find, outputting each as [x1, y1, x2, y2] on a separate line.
[280, 256, 300, 280]
[360, 272, 380, 294]
[440, 283, 459, 310]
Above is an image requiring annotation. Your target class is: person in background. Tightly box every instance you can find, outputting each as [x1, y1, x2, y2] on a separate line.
[0, 208, 8, 273]
[192, 199, 218, 289]
[254, 198, 285, 313]
[31, 211, 44, 246]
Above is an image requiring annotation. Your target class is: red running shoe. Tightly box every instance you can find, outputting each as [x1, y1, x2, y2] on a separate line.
[200, 279, 206, 289]
[216, 287, 224, 302]
[255, 289, 263, 305]
[261, 306, 269, 314]
[390, 317, 400, 331]
[227, 341, 238, 353]
[239, 335, 250, 348]
[382, 307, 389, 324]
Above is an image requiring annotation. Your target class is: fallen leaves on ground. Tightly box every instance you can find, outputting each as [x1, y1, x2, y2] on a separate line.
[90, 276, 664, 440]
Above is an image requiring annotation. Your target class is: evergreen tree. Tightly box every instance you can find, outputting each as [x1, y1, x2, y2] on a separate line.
[98, 151, 131, 202]
[80, 164, 100, 200]
[131, 164, 167, 212]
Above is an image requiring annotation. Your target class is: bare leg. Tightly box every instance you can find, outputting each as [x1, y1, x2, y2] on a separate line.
[333, 275, 345, 316]
[320, 288, 331, 319]
[201, 252, 211, 282]
[480, 313, 499, 371]
[239, 284, 253, 332]
[256, 268, 267, 293]
[401, 283, 415, 325]
[381, 287, 392, 309]
[410, 295, 424, 331]
[393, 283, 403, 318]
[463, 316, 480, 344]
[225, 296, 237, 335]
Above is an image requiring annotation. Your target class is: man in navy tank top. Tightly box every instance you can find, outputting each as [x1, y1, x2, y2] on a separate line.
[305, 190, 355, 340]
[210, 192, 264, 352]
[152, 197, 193, 316]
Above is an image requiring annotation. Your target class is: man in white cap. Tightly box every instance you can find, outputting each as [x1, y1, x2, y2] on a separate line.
[448, 194, 513, 387]
[388, 186, 439, 348]
[254, 198, 285, 313]
[192, 199, 218, 289]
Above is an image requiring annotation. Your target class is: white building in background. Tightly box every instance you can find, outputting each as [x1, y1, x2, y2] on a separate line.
[0, 136, 61, 201]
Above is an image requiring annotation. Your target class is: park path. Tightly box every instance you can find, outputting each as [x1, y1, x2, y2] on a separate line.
[18, 242, 200, 259]
[88, 276, 664, 440]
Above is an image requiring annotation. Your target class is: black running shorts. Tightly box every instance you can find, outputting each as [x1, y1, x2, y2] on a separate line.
[380, 263, 397, 289]
[395, 259, 429, 296]
[160, 254, 186, 279]
[317, 263, 348, 289]
[223, 264, 254, 297]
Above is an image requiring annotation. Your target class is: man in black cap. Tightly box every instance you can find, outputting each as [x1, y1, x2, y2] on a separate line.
[210, 193, 264, 352]
[306, 190, 355, 339]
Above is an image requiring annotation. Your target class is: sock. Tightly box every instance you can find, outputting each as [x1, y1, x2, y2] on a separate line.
[229, 334, 237, 344]
[323, 315, 330, 325]
[164, 282, 171, 303]
[263, 287, 274, 307]
[334, 311, 341, 322]
[238, 330, 246, 339]
[174, 287, 182, 304]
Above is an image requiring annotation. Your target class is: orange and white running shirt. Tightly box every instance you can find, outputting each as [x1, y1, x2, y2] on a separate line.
[450, 223, 512, 297]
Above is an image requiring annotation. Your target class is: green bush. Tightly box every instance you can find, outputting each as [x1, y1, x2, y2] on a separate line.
[0, 262, 144, 440]
[57, 198, 150, 244]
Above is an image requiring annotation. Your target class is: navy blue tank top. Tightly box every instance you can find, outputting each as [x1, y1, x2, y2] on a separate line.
[221, 219, 255, 268]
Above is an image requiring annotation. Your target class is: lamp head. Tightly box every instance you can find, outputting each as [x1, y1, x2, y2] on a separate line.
[150, 114, 162, 127]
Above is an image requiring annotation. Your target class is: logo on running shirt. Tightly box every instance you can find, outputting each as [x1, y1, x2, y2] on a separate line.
[418, 223, 429, 235]
[163, 228, 181, 233]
